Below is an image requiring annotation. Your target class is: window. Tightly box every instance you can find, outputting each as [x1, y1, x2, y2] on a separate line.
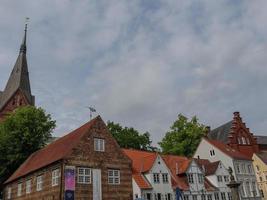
[162, 173, 168, 183]
[166, 193, 171, 200]
[52, 168, 60, 186]
[242, 164, 246, 174]
[246, 182, 251, 197]
[217, 175, 223, 182]
[187, 174, 194, 184]
[246, 138, 250, 145]
[238, 137, 242, 144]
[214, 193, 219, 200]
[210, 149, 215, 156]
[7, 187, 11, 199]
[224, 175, 229, 182]
[26, 179, 31, 194]
[221, 192, 226, 200]
[153, 173, 160, 183]
[251, 181, 258, 197]
[17, 183, 22, 196]
[36, 175, 43, 191]
[198, 174, 204, 183]
[184, 195, 189, 200]
[94, 138, 105, 152]
[260, 189, 264, 197]
[207, 194, 212, 200]
[240, 183, 245, 197]
[192, 195, 197, 200]
[247, 165, 252, 174]
[228, 192, 232, 200]
[108, 169, 120, 184]
[77, 167, 91, 184]
[256, 165, 260, 171]
[242, 137, 247, 145]
[236, 164, 240, 173]
[201, 194, 206, 200]
[260, 176, 263, 181]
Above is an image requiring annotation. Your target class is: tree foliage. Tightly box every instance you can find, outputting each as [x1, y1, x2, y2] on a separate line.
[107, 121, 153, 150]
[0, 106, 56, 187]
[159, 114, 206, 157]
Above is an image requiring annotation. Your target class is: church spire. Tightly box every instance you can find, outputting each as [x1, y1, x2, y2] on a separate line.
[19, 22, 27, 54]
[0, 22, 34, 113]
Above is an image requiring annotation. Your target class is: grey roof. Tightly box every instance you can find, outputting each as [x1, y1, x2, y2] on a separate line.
[208, 120, 233, 144]
[255, 135, 267, 145]
[0, 26, 34, 110]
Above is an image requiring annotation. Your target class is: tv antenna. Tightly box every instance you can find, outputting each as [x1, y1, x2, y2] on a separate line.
[86, 106, 96, 120]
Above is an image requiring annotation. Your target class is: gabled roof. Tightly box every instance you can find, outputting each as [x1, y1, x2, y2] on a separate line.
[122, 149, 157, 173]
[195, 159, 220, 176]
[208, 121, 233, 143]
[5, 116, 100, 184]
[0, 25, 34, 111]
[205, 138, 251, 160]
[132, 174, 152, 189]
[256, 152, 267, 165]
[162, 155, 217, 191]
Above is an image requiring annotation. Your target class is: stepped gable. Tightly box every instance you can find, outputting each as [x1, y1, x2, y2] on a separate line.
[5, 116, 100, 184]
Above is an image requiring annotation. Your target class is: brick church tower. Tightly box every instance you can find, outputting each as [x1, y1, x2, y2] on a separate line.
[0, 24, 34, 121]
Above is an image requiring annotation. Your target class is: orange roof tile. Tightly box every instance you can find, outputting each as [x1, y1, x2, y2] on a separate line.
[132, 173, 152, 189]
[205, 139, 251, 160]
[5, 116, 100, 184]
[122, 149, 157, 173]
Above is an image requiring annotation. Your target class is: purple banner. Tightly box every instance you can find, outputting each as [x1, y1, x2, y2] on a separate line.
[64, 166, 75, 200]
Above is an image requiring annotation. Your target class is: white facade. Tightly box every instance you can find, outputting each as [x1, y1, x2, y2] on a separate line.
[133, 155, 173, 200]
[182, 160, 217, 200]
[194, 138, 261, 200]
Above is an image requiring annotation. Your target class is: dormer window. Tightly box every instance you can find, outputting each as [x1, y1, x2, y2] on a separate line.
[210, 150, 215, 156]
[94, 138, 105, 152]
[187, 174, 194, 183]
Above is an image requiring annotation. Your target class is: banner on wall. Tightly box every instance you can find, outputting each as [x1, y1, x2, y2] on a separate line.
[64, 166, 76, 200]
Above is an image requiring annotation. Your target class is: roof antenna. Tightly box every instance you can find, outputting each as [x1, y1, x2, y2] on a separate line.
[86, 106, 96, 120]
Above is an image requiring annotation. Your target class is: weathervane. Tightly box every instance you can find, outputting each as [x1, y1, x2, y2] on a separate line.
[86, 106, 96, 120]
[25, 17, 30, 29]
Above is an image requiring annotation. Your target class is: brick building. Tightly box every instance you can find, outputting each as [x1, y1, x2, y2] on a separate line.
[3, 116, 132, 200]
[0, 24, 34, 121]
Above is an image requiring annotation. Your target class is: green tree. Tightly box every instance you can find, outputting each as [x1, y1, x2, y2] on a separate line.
[159, 114, 207, 157]
[0, 106, 56, 188]
[107, 121, 153, 150]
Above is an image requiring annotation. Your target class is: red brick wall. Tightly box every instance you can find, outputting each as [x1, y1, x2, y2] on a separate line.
[0, 90, 31, 121]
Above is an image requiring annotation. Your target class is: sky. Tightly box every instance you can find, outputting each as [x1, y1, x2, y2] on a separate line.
[0, 0, 267, 145]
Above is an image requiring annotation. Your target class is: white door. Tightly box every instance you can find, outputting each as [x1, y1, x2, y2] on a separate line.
[93, 169, 102, 200]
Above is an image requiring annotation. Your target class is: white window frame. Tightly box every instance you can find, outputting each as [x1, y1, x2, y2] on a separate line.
[36, 175, 43, 191]
[94, 138, 105, 152]
[187, 174, 194, 184]
[52, 168, 61, 186]
[162, 173, 168, 183]
[17, 183, 22, 197]
[198, 174, 204, 183]
[108, 169, 120, 185]
[153, 173, 160, 183]
[77, 167, 91, 184]
[7, 187, 11, 199]
[26, 179, 31, 194]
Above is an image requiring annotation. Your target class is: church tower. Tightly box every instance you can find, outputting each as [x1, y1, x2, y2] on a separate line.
[0, 24, 34, 120]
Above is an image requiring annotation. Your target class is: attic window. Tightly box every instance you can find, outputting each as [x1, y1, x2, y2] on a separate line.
[94, 138, 105, 152]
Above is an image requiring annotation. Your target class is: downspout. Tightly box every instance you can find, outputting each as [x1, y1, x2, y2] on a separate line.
[59, 161, 64, 200]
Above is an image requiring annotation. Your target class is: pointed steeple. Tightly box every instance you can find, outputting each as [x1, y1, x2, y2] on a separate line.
[0, 23, 34, 111]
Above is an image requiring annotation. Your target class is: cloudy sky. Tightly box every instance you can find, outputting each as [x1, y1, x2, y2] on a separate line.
[0, 0, 267, 145]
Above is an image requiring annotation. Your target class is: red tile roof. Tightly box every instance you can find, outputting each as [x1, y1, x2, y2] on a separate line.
[132, 174, 152, 189]
[5, 116, 100, 184]
[195, 159, 220, 176]
[205, 138, 251, 160]
[122, 149, 157, 173]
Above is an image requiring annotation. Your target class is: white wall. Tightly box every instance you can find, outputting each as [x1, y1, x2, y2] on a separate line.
[132, 179, 141, 200]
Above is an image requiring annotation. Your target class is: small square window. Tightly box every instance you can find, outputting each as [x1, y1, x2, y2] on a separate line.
[108, 169, 120, 185]
[94, 138, 105, 152]
[77, 167, 91, 184]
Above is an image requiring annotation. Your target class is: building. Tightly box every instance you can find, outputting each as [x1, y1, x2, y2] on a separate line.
[0, 24, 34, 121]
[252, 152, 267, 198]
[194, 137, 261, 199]
[4, 116, 132, 200]
[195, 159, 231, 200]
[123, 149, 173, 200]
[162, 155, 217, 200]
[207, 112, 259, 158]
